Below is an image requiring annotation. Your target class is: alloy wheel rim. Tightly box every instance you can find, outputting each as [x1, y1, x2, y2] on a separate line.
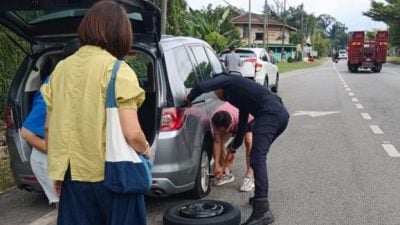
[200, 150, 210, 192]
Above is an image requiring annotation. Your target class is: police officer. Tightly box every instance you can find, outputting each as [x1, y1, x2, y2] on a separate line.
[186, 74, 289, 225]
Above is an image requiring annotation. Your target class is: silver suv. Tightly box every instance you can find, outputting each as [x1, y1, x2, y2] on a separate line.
[1, 0, 223, 199]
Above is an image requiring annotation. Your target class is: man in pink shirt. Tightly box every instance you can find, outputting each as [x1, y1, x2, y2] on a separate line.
[212, 102, 255, 192]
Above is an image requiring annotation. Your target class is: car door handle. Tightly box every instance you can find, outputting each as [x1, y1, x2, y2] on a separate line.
[192, 99, 205, 105]
[180, 99, 205, 108]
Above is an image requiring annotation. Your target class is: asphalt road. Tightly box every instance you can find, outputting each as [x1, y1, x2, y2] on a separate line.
[1, 59, 400, 225]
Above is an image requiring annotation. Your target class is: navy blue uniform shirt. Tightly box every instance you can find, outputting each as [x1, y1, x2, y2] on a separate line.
[187, 74, 282, 150]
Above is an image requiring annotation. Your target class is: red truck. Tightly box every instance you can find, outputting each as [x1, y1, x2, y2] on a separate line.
[347, 31, 389, 73]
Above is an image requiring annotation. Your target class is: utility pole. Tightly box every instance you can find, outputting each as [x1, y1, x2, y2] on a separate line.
[263, 0, 269, 48]
[248, 0, 251, 47]
[280, 0, 286, 61]
[161, 0, 167, 35]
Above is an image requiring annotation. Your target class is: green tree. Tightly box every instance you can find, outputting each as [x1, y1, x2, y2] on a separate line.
[312, 29, 330, 57]
[366, 31, 376, 40]
[0, 26, 29, 113]
[316, 14, 336, 35]
[205, 32, 228, 53]
[328, 22, 349, 50]
[363, 0, 400, 47]
[150, 0, 188, 35]
[184, 5, 241, 51]
[285, 4, 307, 45]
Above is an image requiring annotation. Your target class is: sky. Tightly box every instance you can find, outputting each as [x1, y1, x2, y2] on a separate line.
[185, 0, 387, 32]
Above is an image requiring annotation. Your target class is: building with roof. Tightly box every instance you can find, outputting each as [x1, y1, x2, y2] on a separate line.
[231, 12, 297, 61]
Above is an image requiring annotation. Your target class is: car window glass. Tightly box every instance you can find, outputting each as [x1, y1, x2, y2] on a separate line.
[260, 51, 269, 62]
[125, 51, 154, 91]
[190, 46, 212, 82]
[235, 50, 257, 58]
[168, 46, 197, 88]
[204, 47, 223, 75]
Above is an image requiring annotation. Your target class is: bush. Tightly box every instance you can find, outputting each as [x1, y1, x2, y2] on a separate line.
[0, 26, 29, 119]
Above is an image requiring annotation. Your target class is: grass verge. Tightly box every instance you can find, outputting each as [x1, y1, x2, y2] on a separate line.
[278, 58, 327, 74]
[387, 56, 400, 64]
[0, 153, 15, 193]
[0, 122, 15, 193]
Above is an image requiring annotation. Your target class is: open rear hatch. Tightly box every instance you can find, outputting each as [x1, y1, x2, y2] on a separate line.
[0, 0, 161, 44]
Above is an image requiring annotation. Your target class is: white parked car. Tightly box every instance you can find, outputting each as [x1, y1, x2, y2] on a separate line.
[338, 49, 348, 60]
[219, 48, 279, 92]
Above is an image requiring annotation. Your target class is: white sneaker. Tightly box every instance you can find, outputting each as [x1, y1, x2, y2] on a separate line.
[240, 176, 254, 192]
[214, 172, 235, 186]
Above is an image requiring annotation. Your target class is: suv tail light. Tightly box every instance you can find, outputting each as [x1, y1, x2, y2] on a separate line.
[160, 107, 185, 131]
[244, 58, 262, 72]
[5, 106, 15, 129]
[255, 62, 262, 72]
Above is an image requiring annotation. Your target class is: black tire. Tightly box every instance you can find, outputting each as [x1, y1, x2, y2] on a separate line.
[347, 62, 351, 72]
[163, 200, 241, 225]
[186, 137, 211, 199]
[271, 73, 279, 93]
[350, 66, 358, 73]
[373, 63, 382, 73]
[263, 75, 269, 88]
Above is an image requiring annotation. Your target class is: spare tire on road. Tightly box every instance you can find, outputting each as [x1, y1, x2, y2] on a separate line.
[163, 200, 241, 225]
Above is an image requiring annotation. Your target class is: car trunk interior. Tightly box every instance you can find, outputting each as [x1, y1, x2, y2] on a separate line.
[20, 47, 157, 145]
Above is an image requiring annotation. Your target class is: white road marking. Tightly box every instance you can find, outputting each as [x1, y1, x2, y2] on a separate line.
[361, 113, 372, 120]
[370, 125, 384, 134]
[28, 210, 57, 225]
[382, 144, 400, 157]
[333, 64, 398, 158]
[355, 103, 364, 109]
[292, 111, 340, 117]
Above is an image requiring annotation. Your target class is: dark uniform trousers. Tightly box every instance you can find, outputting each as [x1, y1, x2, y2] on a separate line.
[251, 100, 289, 198]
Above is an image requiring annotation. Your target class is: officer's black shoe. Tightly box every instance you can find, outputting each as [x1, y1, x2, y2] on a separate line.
[249, 196, 254, 205]
[242, 198, 274, 225]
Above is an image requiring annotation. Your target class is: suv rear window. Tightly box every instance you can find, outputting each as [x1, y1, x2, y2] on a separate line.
[220, 50, 256, 59]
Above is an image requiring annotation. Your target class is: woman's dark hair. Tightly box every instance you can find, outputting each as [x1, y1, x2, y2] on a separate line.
[78, 1, 133, 59]
[212, 111, 232, 129]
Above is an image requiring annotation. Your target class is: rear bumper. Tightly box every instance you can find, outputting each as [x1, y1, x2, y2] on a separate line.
[7, 128, 203, 197]
[149, 129, 202, 196]
[6, 135, 42, 192]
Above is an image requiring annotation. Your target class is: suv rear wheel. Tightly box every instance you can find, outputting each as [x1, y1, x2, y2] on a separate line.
[271, 73, 279, 93]
[187, 137, 211, 199]
[263, 75, 269, 88]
